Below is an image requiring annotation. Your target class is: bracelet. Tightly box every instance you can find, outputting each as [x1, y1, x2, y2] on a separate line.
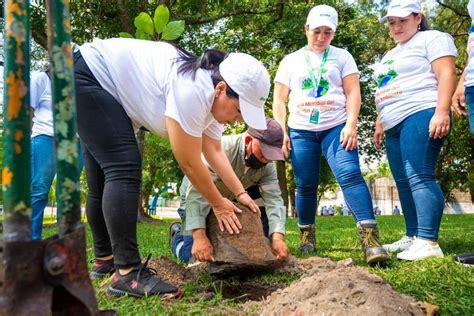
[235, 190, 247, 199]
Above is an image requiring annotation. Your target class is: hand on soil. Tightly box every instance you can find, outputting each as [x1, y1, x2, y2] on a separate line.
[271, 234, 290, 261]
[191, 231, 215, 262]
[213, 198, 243, 234]
[236, 192, 261, 216]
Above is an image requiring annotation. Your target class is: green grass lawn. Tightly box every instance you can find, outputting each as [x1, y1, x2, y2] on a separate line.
[40, 214, 474, 315]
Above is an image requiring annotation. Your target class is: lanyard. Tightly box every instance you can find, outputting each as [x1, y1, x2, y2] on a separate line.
[304, 46, 330, 94]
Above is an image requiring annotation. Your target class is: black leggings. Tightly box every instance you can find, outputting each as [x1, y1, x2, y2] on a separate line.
[74, 52, 142, 269]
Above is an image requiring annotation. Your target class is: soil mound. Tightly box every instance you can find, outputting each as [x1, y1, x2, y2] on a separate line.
[256, 256, 424, 316]
[148, 256, 192, 287]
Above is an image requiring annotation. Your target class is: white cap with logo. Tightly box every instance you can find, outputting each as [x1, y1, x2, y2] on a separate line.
[306, 5, 338, 32]
[380, 0, 422, 22]
[220, 53, 270, 130]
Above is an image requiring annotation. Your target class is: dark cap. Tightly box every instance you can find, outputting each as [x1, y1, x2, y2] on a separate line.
[247, 118, 285, 161]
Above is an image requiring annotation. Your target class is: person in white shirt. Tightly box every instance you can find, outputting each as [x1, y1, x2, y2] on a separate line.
[29, 71, 83, 240]
[452, 0, 474, 135]
[373, 0, 457, 261]
[273, 4, 390, 264]
[73, 39, 270, 298]
[450, 0, 474, 268]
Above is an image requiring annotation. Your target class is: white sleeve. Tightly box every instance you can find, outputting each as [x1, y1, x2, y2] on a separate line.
[341, 50, 359, 78]
[165, 76, 211, 138]
[426, 31, 458, 63]
[274, 55, 291, 87]
[203, 120, 223, 140]
[30, 72, 47, 110]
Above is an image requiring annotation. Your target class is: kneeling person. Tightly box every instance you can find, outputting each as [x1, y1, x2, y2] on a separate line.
[170, 119, 289, 263]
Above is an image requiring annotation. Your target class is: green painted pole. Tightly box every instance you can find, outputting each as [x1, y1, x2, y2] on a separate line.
[45, 0, 81, 236]
[2, 0, 31, 241]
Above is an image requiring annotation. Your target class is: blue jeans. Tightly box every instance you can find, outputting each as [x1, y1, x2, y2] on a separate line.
[384, 108, 448, 241]
[172, 209, 194, 263]
[31, 135, 83, 240]
[464, 86, 474, 135]
[289, 123, 374, 225]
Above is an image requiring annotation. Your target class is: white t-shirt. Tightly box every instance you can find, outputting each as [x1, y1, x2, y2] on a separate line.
[30, 71, 54, 137]
[465, 0, 474, 87]
[373, 31, 457, 131]
[79, 38, 223, 139]
[274, 45, 359, 132]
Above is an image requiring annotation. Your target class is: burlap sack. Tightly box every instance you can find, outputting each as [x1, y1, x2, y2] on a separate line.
[206, 203, 281, 276]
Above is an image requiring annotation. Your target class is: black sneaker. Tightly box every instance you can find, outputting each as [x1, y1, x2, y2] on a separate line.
[169, 222, 182, 256]
[106, 255, 182, 299]
[453, 252, 474, 267]
[90, 258, 116, 280]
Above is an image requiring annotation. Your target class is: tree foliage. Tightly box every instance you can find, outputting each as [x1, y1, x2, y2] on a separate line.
[15, 0, 473, 207]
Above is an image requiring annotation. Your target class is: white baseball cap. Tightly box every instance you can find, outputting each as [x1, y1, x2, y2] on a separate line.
[220, 53, 270, 130]
[306, 5, 338, 32]
[380, 0, 421, 22]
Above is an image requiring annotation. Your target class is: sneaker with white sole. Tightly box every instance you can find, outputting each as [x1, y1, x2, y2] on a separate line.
[383, 236, 414, 253]
[397, 239, 444, 261]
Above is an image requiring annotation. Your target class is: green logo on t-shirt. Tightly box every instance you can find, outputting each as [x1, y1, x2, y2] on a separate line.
[377, 60, 398, 88]
[302, 68, 329, 98]
[470, 21, 474, 34]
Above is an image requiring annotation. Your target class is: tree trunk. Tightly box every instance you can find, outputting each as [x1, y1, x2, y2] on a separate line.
[136, 130, 154, 223]
[276, 160, 288, 213]
[289, 185, 296, 218]
[116, 0, 134, 34]
[140, 164, 158, 215]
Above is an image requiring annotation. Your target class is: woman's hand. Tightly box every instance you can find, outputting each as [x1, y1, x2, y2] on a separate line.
[236, 192, 261, 216]
[340, 124, 358, 151]
[273, 82, 291, 157]
[373, 119, 384, 150]
[452, 85, 468, 116]
[192, 229, 215, 262]
[429, 111, 450, 139]
[212, 198, 243, 234]
[282, 133, 291, 158]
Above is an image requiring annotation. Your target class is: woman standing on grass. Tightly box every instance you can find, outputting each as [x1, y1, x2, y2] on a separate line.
[273, 4, 390, 264]
[373, 0, 457, 260]
[74, 38, 270, 298]
[450, 0, 474, 267]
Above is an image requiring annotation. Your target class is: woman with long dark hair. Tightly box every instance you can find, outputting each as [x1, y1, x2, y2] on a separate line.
[74, 38, 270, 297]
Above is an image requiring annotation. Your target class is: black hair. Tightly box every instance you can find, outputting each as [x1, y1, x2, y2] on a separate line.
[413, 13, 430, 31]
[169, 42, 239, 99]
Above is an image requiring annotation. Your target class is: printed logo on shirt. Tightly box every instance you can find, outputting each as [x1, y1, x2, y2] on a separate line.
[301, 68, 329, 98]
[470, 21, 474, 34]
[376, 60, 398, 88]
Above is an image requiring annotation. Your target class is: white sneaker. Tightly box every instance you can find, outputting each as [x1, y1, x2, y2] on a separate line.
[383, 236, 414, 252]
[397, 239, 444, 261]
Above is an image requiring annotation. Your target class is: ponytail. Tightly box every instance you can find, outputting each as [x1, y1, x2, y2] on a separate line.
[172, 43, 239, 98]
[175, 45, 227, 79]
[414, 13, 430, 31]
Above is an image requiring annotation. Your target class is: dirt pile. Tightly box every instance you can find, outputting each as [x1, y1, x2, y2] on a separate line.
[148, 255, 428, 315]
[254, 256, 424, 316]
[148, 256, 192, 287]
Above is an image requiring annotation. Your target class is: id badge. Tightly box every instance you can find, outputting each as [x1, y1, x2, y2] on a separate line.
[309, 108, 320, 124]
